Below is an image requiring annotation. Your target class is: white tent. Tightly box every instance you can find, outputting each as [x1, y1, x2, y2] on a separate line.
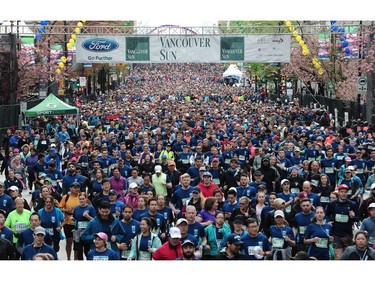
[0, 20, 35, 36]
[223, 64, 243, 78]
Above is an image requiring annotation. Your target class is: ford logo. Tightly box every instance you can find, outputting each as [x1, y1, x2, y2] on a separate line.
[82, 38, 119, 52]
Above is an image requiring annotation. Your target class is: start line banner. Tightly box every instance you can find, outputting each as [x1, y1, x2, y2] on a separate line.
[76, 34, 290, 63]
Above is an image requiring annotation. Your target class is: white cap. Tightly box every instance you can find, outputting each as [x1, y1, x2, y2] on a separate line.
[129, 182, 138, 189]
[8, 186, 19, 192]
[281, 179, 290, 185]
[169, 227, 181, 238]
[155, 165, 162, 173]
[347, 165, 355, 171]
[274, 210, 285, 218]
[176, 218, 188, 226]
[368, 202, 375, 209]
[228, 187, 237, 193]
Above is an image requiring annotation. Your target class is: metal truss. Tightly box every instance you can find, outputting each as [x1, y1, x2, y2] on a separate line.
[0, 23, 368, 36]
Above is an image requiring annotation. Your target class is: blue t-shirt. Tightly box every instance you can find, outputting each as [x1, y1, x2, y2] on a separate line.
[87, 248, 119, 260]
[241, 233, 272, 260]
[304, 222, 332, 260]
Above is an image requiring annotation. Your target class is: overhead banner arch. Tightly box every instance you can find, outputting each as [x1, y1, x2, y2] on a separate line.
[76, 34, 290, 63]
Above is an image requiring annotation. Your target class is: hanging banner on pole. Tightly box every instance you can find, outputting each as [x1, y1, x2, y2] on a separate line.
[76, 35, 290, 63]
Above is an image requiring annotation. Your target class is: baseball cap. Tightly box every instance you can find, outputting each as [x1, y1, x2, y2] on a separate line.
[192, 187, 201, 193]
[202, 171, 212, 177]
[34, 226, 46, 235]
[232, 215, 244, 224]
[0, 209, 6, 217]
[368, 203, 375, 209]
[70, 182, 81, 187]
[294, 147, 301, 152]
[181, 239, 195, 247]
[169, 227, 181, 239]
[94, 232, 108, 242]
[212, 158, 219, 162]
[291, 251, 310, 260]
[49, 148, 57, 154]
[109, 189, 117, 196]
[228, 187, 237, 193]
[274, 210, 285, 218]
[262, 156, 270, 162]
[8, 186, 19, 192]
[281, 179, 290, 185]
[253, 171, 262, 176]
[227, 234, 244, 246]
[347, 165, 355, 171]
[155, 165, 162, 173]
[337, 184, 350, 191]
[176, 218, 188, 226]
[199, 166, 206, 172]
[344, 157, 352, 162]
[129, 182, 138, 189]
[161, 155, 167, 159]
[298, 191, 308, 200]
[274, 198, 285, 208]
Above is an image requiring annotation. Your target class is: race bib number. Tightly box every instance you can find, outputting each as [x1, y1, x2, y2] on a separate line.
[182, 159, 189, 164]
[335, 214, 349, 223]
[93, 255, 109, 261]
[45, 228, 54, 235]
[299, 226, 307, 235]
[315, 238, 328, 248]
[212, 178, 220, 185]
[248, 246, 256, 255]
[225, 159, 231, 164]
[356, 168, 363, 173]
[272, 237, 284, 248]
[291, 188, 300, 194]
[77, 221, 88, 229]
[308, 157, 315, 162]
[139, 251, 151, 260]
[336, 155, 344, 161]
[121, 250, 131, 259]
[311, 180, 319, 187]
[217, 239, 222, 248]
[368, 237, 375, 245]
[285, 205, 291, 213]
[347, 189, 353, 195]
[81, 162, 88, 167]
[325, 167, 334, 174]
[15, 223, 27, 232]
[320, 196, 329, 203]
[106, 242, 112, 249]
[239, 155, 245, 161]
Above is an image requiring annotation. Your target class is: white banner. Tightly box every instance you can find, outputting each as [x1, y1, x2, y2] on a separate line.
[76, 35, 290, 63]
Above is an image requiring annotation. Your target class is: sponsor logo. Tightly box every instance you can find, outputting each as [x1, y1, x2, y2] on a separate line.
[82, 38, 119, 52]
[47, 103, 56, 108]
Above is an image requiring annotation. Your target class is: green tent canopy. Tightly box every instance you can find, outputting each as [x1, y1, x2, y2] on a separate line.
[25, 94, 79, 117]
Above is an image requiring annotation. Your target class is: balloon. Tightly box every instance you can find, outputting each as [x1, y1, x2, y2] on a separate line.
[331, 26, 338, 32]
[330, 20, 337, 24]
[35, 35, 42, 41]
[345, 48, 351, 55]
[302, 45, 309, 52]
[299, 40, 305, 47]
[338, 27, 345, 33]
[71, 34, 76, 40]
[293, 30, 298, 37]
[339, 36, 346, 41]
[302, 49, 310, 56]
[67, 42, 72, 49]
[77, 22, 83, 27]
[296, 35, 302, 42]
[69, 38, 75, 45]
[150, 103, 155, 108]
[318, 68, 324, 75]
[285, 21, 292, 26]
[40, 21, 49, 26]
[61, 56, 67, 63]
[342, 41, 349, 48]
[37, 27, 45, 34]
[55, 69, 61, 74]
[81, 20, 86, 23]
[75, 27, 81, 34]
[58, 62, 64, 68]
[289, 26, 295, 32]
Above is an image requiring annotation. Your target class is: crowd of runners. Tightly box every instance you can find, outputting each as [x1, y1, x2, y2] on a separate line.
[0, 63, 375, 261]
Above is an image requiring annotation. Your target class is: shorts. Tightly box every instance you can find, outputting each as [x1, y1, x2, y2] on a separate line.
[333, 235, 353, 249]
[63, 224, 75, 239]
